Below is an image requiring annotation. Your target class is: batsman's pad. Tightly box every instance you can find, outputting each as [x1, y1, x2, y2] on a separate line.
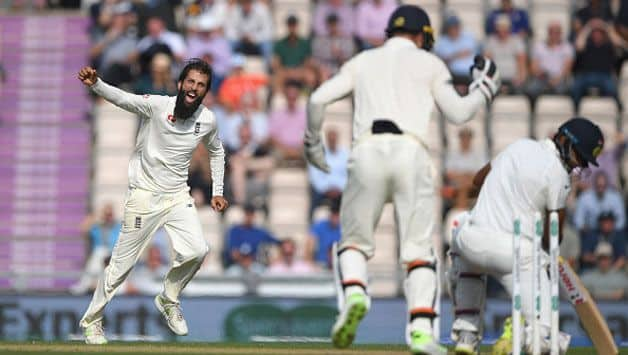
[332, 242, 344, 310]
[469, 55, 500, 104]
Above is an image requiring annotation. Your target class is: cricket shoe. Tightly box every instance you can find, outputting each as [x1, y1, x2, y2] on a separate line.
[83, 321, 107, 345]
[491, 316, 514, 355]
[454, 330, 479, 355]
[409, 330, 447, 355]
[331, 293, 370, 348]
[154, 294, 188, 336]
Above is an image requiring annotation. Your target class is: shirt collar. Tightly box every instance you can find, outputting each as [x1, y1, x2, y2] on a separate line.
[385, 36, 418, 49]
[542, 138, 569, 172]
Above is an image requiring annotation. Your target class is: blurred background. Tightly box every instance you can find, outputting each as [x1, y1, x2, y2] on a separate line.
[0, 0, 627, 346]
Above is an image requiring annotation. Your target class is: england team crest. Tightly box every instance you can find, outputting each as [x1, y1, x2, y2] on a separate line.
[167, 114, 176, 125]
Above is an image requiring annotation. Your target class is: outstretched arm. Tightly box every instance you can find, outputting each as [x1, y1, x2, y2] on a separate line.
[78, 66, 154, 118]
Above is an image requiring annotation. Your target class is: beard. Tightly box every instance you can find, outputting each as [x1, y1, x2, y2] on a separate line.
[174, 88, 204, 120]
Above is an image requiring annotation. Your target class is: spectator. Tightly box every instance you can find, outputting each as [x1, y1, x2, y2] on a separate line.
[227, 123, 275, 208]
[572, 0, 614, 39]
[444, 128, 487, 210]
[272, 15, 316, 92]
[307, 128, 348, 221]
[133, 0, 179, 36]
[312, 13, 356, 81]
[580, 211, 626, 271]
[267, 238, 318, 274]
[69, 203, 122, 295]
[485, 0, 530, 37]
[224, 204, 279, 266]
[484, 14, 527, 94]
[306, 200, 341, 269]
[354, 0, 397, 50]
[225, 242, 266, 276]
[88, 2, 138, 87]
[134, 53, 177, 95]
[268, 80, 306, 165]
[218, 54, 268, 111]
[585, 132, 626, 189]
[188, 144, 213, 206]
[524, 21, 574, 107]
[137, 16, 187, 70]
[312, 0, 354, 37]
[126, 245, 169, 295]
[224, 91, 270, 150]
[434, 14, 478, 88]
[574, 171, 626, 233]
[581, 242, 628, 300]
[224, 0, 273, 64]
[571, 19, 622, 112]
[187, 14, 233, 93]
[185, 0, 230, 28]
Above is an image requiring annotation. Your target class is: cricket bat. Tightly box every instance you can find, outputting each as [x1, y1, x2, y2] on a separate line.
[558, 257, 618, 355]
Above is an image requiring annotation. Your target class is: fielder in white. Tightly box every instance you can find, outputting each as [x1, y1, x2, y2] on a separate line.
[448, 118, 604, 355]
[77, 60, 228, 344]
[304, 5, 500, 354]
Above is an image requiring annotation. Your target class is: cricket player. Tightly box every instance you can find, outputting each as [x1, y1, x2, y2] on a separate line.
[304, 5, 501, 354]
[76, 59, 228, 344]
[448, 117, 604, 354]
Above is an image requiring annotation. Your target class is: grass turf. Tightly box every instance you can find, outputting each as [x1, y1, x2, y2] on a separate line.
[0, 341, 617, 355]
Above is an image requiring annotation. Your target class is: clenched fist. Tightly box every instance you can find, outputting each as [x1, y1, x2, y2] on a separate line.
[78, 66, 99, 87]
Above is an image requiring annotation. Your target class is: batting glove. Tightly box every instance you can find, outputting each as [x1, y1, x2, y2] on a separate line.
[304, 132, 330, 173]
[469, 55, 501, 104]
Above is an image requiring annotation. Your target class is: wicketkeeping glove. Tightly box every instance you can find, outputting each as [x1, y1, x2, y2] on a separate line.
[304, 132, 330, 173]
[469, 55, 501, 104]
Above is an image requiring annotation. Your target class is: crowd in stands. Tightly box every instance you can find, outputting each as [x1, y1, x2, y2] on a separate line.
[63, 0, 628, 299]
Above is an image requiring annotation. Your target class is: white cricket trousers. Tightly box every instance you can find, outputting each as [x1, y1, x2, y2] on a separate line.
[80, 187, 209, 328]
[338, 134, 438, 333]
[450, 222, 551, 340]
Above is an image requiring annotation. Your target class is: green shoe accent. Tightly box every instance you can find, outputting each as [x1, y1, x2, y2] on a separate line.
[331, 293, 368, 349]
[410, 330, 446, 355]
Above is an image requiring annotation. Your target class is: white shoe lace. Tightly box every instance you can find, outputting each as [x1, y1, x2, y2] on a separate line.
[164, 303, 184, 322]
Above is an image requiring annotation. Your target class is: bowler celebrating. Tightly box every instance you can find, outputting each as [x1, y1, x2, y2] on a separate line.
[305, 4, 500, 354]
[448, 118, 603, 354]
[77, 59, 228, 344]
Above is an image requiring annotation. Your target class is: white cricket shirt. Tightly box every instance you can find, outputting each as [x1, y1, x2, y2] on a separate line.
[92, 79, 225, 196]
[471, 138, 570, 238]
[308, 36, 486, 144]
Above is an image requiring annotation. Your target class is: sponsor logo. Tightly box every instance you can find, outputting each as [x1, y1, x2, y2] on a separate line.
[194, 122, 201, 135]
[134, 216, 142, 229]
[558, 262, 585, 304]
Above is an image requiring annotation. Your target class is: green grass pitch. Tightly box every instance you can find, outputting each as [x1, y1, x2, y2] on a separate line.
[0, 341, 622, 355]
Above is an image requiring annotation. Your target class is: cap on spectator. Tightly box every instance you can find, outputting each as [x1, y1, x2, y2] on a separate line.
[112, 1, 133, 15]
[239, 243, 254, 256]
[495, 14, 511, 29]
[326, 13, 339, 25]
[231, 54, 246, 68]
[197, 15, 220, 31]
[443, 15, 460, 30]
[595, 242, 613, 258]
[243, 203, 257, 214]
[286, 14, 299, 25]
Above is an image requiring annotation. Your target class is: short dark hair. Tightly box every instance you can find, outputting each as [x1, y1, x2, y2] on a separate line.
[178, 58, 213, 85]
[284, 79, 303, 90]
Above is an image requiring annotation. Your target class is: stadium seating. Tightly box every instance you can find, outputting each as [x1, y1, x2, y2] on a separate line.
[0, 15, 90, 291]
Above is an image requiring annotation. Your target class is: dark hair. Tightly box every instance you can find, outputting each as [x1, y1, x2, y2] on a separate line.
[178, 58, 213, 85]
[284, 79, 303, 90]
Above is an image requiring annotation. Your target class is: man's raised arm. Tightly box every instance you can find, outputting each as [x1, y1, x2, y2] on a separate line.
[78, 66, 154, 118]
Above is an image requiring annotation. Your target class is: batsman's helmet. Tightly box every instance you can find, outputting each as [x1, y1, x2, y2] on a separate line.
[555, 117, 604, 168]
[385, 5, 434, 50]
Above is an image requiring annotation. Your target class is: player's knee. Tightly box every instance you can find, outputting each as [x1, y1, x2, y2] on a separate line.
[186, 243, 209, 263]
